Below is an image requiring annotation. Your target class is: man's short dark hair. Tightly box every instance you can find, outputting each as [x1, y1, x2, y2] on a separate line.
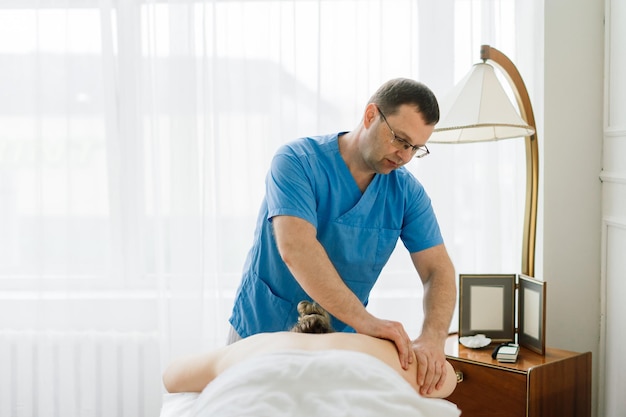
[368, 78, 440, 125]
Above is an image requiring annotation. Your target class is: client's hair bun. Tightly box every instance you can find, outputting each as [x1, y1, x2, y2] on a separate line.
[290, 300, 334, 334]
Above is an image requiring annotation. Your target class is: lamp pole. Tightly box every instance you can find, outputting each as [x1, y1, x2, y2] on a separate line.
[480, 45, 539, 277]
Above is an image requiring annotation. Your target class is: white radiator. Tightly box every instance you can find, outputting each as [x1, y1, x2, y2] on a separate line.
[0, 330, 163, 417]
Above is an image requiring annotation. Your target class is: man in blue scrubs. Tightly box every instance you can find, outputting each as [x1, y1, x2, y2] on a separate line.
[229, 78, 456, 396]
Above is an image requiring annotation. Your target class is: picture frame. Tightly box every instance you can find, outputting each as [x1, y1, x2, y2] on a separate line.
[518, 274, 547, 355]
[458, 274, 516, 342]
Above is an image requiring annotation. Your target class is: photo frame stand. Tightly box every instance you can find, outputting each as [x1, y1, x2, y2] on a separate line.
[458, 273, 547, 355]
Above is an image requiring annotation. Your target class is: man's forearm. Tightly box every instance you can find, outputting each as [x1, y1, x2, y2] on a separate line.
[411, 245, 456, 344]
[272, 215, 372, 329]
[273, 215, 417, 369]
[420, 270, 456, 343]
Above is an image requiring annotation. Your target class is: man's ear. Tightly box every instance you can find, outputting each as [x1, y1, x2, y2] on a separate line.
[363, 103, 378, 129]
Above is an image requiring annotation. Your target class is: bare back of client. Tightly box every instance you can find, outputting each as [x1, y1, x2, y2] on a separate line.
[163, 302, 457, 398]
[220, 332, 456, 396]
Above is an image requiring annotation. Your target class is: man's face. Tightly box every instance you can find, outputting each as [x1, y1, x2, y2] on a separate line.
[361, 104, 434, 174]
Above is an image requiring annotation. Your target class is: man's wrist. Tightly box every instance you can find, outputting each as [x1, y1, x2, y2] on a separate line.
[416, 327, 448, 347]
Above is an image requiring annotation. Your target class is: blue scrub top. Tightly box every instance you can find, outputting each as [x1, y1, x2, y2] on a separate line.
[229, 133, 443, 338]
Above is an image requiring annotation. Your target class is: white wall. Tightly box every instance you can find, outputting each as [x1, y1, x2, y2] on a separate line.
[600, 1, 626, 416]
[543, 1, 604, 416]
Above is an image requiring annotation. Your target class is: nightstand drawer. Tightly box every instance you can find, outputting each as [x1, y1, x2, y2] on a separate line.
[448, 359, 527, 417]
[445, 336, 591, 417]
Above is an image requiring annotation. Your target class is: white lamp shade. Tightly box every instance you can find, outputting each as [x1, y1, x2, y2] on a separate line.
[430, 63, 535, 143]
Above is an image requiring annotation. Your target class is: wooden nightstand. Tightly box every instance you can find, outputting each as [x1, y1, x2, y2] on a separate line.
[444, 335, 591, 417]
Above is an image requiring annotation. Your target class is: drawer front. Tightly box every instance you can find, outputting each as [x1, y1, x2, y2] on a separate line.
[447, 359, 528, 417]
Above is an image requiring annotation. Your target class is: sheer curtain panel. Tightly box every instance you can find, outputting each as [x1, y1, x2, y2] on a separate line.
[0, 1, 538, 416]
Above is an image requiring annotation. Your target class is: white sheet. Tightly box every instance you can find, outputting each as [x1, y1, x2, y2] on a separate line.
[160, 349, 460, 417]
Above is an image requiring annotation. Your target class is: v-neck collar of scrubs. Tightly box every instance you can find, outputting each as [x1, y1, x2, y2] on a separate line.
[332, 137, 382, 225]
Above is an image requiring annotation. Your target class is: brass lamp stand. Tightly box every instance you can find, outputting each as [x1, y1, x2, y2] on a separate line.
[431, 45, 538, 277]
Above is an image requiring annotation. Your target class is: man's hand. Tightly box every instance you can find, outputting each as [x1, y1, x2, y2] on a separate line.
[412, 336, 448, 396]
[353, 317, 414, 370]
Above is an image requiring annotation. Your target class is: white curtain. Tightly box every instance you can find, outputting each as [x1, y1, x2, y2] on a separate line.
[0, 0, 539, 415]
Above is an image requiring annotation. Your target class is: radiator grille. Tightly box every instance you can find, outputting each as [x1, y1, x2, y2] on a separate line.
[0, 330, 162, 417]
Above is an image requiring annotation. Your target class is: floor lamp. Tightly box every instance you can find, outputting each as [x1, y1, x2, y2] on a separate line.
[430, 45, 538, 278]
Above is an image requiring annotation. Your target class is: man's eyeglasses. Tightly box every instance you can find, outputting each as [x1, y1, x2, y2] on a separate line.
[376, 106, 430, 158]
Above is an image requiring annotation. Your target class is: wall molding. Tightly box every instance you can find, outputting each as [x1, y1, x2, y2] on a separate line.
[600, 170, 626, 184]
[603, 216, 626, 229]
[599, 217, 626, 417]
[604, 128, 626, 138]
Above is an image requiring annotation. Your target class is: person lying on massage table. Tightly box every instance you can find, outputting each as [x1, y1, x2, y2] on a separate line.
[163, 301, 457, 399]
